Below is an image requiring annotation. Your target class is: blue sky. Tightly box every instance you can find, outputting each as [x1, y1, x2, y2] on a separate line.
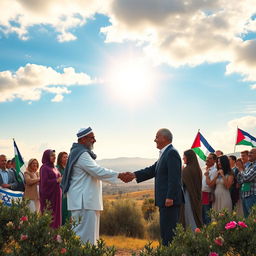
[0, 1, 256, 162]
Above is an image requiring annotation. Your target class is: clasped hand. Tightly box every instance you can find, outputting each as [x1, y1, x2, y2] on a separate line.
[118, 172, 136, 183]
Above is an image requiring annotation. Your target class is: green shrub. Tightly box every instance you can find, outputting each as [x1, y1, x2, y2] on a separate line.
[0, 199, 115, 256]
[100, 199, 146, 238]
[147, 212, 160, 240]
[141, 198, 157, 221]
[137, 206, 256, 256]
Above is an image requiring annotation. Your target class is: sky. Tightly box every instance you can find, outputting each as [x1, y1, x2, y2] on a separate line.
[0, 0, 256, 162]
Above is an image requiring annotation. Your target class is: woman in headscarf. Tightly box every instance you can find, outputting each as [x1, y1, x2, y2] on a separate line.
[56, 151, 70, 225]
[180, 149, 203, 230]
[39, 149, 62, 229]
[24, 158, 40, 212]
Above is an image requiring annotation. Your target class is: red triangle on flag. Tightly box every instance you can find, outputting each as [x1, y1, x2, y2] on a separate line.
[236, 128, 245, 144]
[191, 132, 201, 148]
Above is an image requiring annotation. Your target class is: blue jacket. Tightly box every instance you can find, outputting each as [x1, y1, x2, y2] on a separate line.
[135, 144, 184, 207]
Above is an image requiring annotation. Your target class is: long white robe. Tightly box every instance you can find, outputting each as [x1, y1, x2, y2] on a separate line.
[67, 152, 119, 244]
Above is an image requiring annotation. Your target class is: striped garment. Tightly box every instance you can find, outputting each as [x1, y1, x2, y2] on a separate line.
[237, 161, 256, 198]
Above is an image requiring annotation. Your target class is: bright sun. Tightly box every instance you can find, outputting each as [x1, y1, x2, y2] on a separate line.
[105, 56, 156, 106]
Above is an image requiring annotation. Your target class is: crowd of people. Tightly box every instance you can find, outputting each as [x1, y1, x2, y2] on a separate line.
[0, 127, 256, 247]
[189, 149, 256, 230]
[0, 151, 70, 227]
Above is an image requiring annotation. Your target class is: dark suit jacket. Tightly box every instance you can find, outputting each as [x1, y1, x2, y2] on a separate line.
[135, 144, 184, 207]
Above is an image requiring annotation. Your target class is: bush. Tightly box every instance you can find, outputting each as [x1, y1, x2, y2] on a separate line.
[100, 199, 146, 238]
[0, 199, 115, 256]
[137, 206, 256, 256]
[141, 198, 157, 221]
[147, 212, 160, 240]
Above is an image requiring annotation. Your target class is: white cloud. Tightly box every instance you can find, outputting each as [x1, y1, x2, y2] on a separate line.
[0, 63, 95, 102]
[228, 115, 256, 130]
[0, 0, 100, 42]
[208, 115, 256, 154]
[102, 0, 256, 80]
[1, 0, 256, 83]
[51, 94, 64, 102]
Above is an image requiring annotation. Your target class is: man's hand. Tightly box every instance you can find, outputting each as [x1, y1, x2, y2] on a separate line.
[165, 198, 173, 207]
[204, 171, 209, 176]
[1, 184, 11, 188]
[118, 172, 136, 183]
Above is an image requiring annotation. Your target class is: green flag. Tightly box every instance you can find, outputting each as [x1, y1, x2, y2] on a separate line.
[13, 139, 25, 183]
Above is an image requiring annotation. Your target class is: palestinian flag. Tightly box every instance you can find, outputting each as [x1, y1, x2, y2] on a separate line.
[13, 139, 25, 182]
[236, 128, 256, 147]
[191, 132, 215, 161]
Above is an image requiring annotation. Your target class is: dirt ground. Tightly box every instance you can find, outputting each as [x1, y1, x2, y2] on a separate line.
[116, 249, 138, 256]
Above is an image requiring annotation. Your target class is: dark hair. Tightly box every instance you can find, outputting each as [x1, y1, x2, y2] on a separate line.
[209, 153, 217, 162]
[7, 160, 12, 164]
[215, 150, 224, 155]
[184, 149, 200, 167]
[57, 152, 68, 169]
[218, 155, 232, 175]
[236, 158, 243, 165]
[229, 155, 237, 162]
[241, 150, 249, 155]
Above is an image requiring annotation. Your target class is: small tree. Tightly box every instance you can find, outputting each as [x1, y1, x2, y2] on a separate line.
[100, 199, 146, 238]
[141, 198, 157, 221]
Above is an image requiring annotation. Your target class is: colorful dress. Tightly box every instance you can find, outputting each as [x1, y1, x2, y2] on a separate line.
[39, 150, 62, 229]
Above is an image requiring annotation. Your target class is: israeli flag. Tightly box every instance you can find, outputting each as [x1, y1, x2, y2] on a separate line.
[0, 188, 23, 206]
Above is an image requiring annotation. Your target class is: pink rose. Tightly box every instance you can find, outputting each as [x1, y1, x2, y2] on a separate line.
[20, 234, 28, 241]
[194, 228, 201, 233]
[238, 221, 248, 228]
[225, 221, 237, 230]
[60, 248, 67, 254]
[214, 236, 224, 246]
[20, 216, 28, 222]
[209, 253, 219, 256]
[56, 234, 62, 243]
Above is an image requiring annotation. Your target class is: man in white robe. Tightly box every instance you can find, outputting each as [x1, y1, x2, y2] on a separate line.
[63, 127, 124, 244]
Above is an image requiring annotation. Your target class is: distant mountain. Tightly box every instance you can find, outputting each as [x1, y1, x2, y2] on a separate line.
[97, 157, 156, 193]
[97, 157, 157, 172]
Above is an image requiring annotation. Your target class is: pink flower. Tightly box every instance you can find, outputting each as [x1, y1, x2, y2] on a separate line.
[238, 221, 248, 228]
[225, 221, 237, 230]
[20, 216, 28, 222]
[209, 253, 219, 256]
[20, 234, 28, 241]
[194, 228, 201, 233]
[56, 234, 62, 243]
[60, 248, 67, 254]
[214, 236, 224, 246]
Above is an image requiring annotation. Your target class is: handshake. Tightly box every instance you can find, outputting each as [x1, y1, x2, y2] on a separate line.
[118, 172, 136, 183]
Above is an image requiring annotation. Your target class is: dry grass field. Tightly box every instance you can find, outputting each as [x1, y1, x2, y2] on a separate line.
[104, 189, 154, 206]
[102, 189, 157, 255]
[101, 235, 159, 256]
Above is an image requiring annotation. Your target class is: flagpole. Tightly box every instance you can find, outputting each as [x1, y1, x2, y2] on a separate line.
[234, 126, 238, 153]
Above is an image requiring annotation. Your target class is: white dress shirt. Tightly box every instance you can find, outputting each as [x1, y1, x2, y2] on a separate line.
[67, 152, 119, 211]
[159, 143, 172, 158]
[0, 169, 9, 184]
[202, 165, 217, 192]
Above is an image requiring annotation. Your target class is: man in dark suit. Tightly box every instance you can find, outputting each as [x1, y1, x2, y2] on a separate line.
[122, 129, 183, 246]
